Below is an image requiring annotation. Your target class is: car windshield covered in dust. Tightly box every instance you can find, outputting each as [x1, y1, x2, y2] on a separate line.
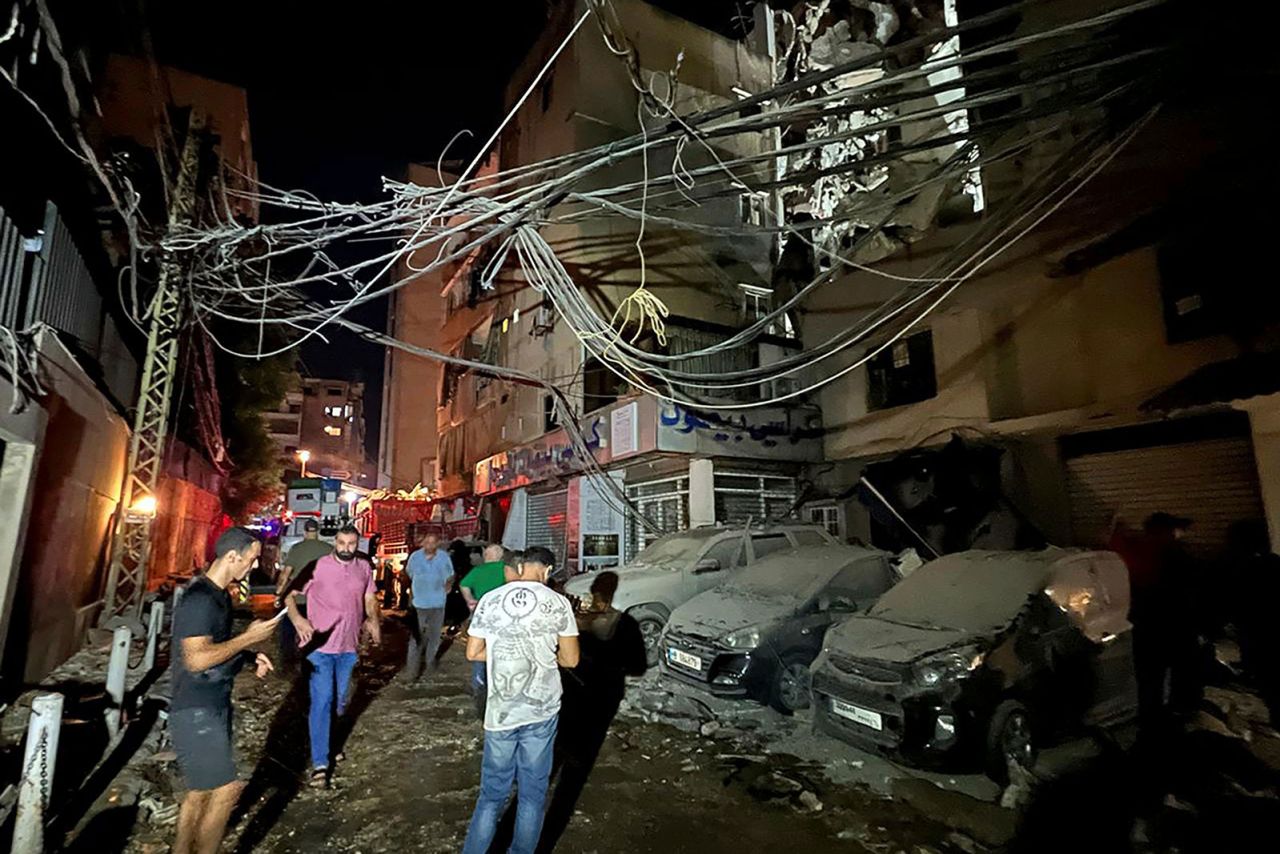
[564, 523, 837, 666]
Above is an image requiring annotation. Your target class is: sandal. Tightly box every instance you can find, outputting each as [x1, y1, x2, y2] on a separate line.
[308, 768, 328, 789]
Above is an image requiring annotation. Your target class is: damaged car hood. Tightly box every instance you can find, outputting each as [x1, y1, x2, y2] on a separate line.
[826, 616, 975, 664]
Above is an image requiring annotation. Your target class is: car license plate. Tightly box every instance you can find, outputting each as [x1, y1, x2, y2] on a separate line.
[831, 699, 883, 731]
[668, 647, 702, 670]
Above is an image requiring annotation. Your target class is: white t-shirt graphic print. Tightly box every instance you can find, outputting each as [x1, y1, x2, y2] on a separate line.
[469, 581, 578, 731]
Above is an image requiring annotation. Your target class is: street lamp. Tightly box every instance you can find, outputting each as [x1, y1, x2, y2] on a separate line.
[297, 449, 311, 477]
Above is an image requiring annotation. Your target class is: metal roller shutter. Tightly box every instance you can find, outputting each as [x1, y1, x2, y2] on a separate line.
[1066, 437, 1263, 556]
[526, 490, 568, 562]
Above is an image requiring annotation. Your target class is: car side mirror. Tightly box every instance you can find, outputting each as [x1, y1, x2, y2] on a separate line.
[693, 558, 722, 574]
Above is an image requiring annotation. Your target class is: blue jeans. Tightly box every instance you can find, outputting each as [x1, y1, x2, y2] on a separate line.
[307, 651, 357, 770]
[462, 715, 558, 854]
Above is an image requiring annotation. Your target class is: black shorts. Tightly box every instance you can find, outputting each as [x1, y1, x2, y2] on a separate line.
[170, 706, 238, 790]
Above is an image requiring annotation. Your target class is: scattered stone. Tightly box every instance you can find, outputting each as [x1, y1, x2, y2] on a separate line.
[947, 831, 980, 853]
[797, 790, 823, 813]
[700, 720, 721, 737]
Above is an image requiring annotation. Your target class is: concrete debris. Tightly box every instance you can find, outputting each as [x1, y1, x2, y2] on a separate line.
[700, 721, 721, 737]
[798, 790, 824, 812]
[947, 831, 981, 853]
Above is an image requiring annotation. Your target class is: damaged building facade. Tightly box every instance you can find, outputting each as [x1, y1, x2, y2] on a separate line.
[791, 0, 1280, 557]
[382, 0, 826, 568]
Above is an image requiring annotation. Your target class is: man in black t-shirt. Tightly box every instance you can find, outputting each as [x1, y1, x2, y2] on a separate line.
[171, 527, 278, 854]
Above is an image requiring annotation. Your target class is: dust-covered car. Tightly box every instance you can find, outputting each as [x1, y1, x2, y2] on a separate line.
[564, 523, 837, 665]
[810, 549, 1137, 780]
[660, 544, 899, 712]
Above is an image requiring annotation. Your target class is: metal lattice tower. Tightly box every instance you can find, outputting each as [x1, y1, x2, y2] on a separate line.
[99, 112, 206, 629]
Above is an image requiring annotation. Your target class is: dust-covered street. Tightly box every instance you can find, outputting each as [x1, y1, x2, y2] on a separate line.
[120, 616, 975, 854]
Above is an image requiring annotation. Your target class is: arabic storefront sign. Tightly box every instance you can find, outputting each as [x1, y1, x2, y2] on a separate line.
[657, 402, 824, 461]
[475, 397, 664, 496]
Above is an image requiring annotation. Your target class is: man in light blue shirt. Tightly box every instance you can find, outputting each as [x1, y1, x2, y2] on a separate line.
[400, 533, 455, 681]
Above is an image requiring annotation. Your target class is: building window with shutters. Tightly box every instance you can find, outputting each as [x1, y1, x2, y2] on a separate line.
[867, 330, 938, 411]
[714, 472, 797, 525]
[805, 504, 843, 538]
[625, 476, 690, 561]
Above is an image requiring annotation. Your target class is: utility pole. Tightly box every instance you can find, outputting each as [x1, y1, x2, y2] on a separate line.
[99, 111, 206, 631]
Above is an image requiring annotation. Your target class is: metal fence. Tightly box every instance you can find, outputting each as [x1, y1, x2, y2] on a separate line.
[0, 200, 139, 407]
[1, 205, 28, 329]
[26, 203, 103, 351]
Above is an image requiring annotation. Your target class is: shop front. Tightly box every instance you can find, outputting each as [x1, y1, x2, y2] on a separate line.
[473, 396, 824, 574]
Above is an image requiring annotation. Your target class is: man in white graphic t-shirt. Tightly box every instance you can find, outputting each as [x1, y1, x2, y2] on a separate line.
[462, 546, 579, 854]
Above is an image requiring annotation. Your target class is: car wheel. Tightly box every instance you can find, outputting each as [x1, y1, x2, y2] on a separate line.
[770, 655, 812, 714]
[632, 610, 666, 667]
[986, 699, 1037, 783]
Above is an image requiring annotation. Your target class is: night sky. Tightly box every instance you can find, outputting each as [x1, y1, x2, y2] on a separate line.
[129, 0, 551, 463]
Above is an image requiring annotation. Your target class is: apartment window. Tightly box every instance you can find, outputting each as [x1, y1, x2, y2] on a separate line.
[324, 405, 344, 417]
[739, 284, 796, 339]
[288, 403, 301, 414]
[326, 386, 343, 396]
[806, 505, 842, 538]
[543, 394, 560, 433]
[867, 330, 938, 411]
[324, 425, 343, 437]
[582, 355, 626, 412]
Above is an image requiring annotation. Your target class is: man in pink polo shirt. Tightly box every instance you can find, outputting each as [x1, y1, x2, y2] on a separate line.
[284, 525, 381, 787]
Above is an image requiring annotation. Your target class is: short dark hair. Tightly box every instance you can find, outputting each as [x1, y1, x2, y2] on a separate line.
[214, 526, 259, 559]
[303, 518, 320, 532]
[335, 524, 360, 540]
[522, 546, 555, 568]
[504, 549, 524, 569]
[590, 570, 619, 603]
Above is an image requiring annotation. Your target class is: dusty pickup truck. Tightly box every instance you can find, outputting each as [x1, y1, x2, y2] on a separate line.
[660, 544, 898, 712]
[564, 523, 837, 665]
[810, 549, 1137, 780]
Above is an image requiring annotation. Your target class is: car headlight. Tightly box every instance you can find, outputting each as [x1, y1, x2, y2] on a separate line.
[722, 625, 762, 649]
[913, 646, 985, 687]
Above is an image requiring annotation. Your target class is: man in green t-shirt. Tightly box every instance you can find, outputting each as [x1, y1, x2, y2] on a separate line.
[276, 520, 333, 670]
[460, 543, 507, 716]
[460, 543, 507, 609]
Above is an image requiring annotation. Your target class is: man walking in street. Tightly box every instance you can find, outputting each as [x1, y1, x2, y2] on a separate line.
[460, 543, 509, 715]
[275, 519, 331, 672]
[171, 527, 278, 854]
[462, 546, 579, 854]
[400, 532, 454, 681]
[284, 524, 381, 787]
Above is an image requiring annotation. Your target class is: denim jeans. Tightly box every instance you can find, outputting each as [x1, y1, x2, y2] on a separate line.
[462, 715, 558, 854]
[307, 650, 357, 770]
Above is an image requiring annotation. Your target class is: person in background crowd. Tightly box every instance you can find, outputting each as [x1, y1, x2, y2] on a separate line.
[460, 543, 510, 717]
[275, 519, 332, 673]
[285, 525, 381, 788]
[462, 547, 579, 854]
[538, 570, 647, 853]
[400, 533, 454, 681]
[1118, 512, 1199, 731]
[1226, 519, 1280, 728]
[171, 527, 278, 854]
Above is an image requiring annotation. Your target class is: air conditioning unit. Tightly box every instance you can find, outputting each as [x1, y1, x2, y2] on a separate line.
[531, 305, 555, 337]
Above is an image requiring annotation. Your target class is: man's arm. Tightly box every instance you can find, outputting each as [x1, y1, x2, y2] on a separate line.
[275, 563, 296, 598]
[182, 619, 276, 674]
[462, 587, 479, 610]
[363, 591, 382, 645]
[285, 590, 315, 645]
[556, 634, 580, 669]
[466, 635, 487, 662]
